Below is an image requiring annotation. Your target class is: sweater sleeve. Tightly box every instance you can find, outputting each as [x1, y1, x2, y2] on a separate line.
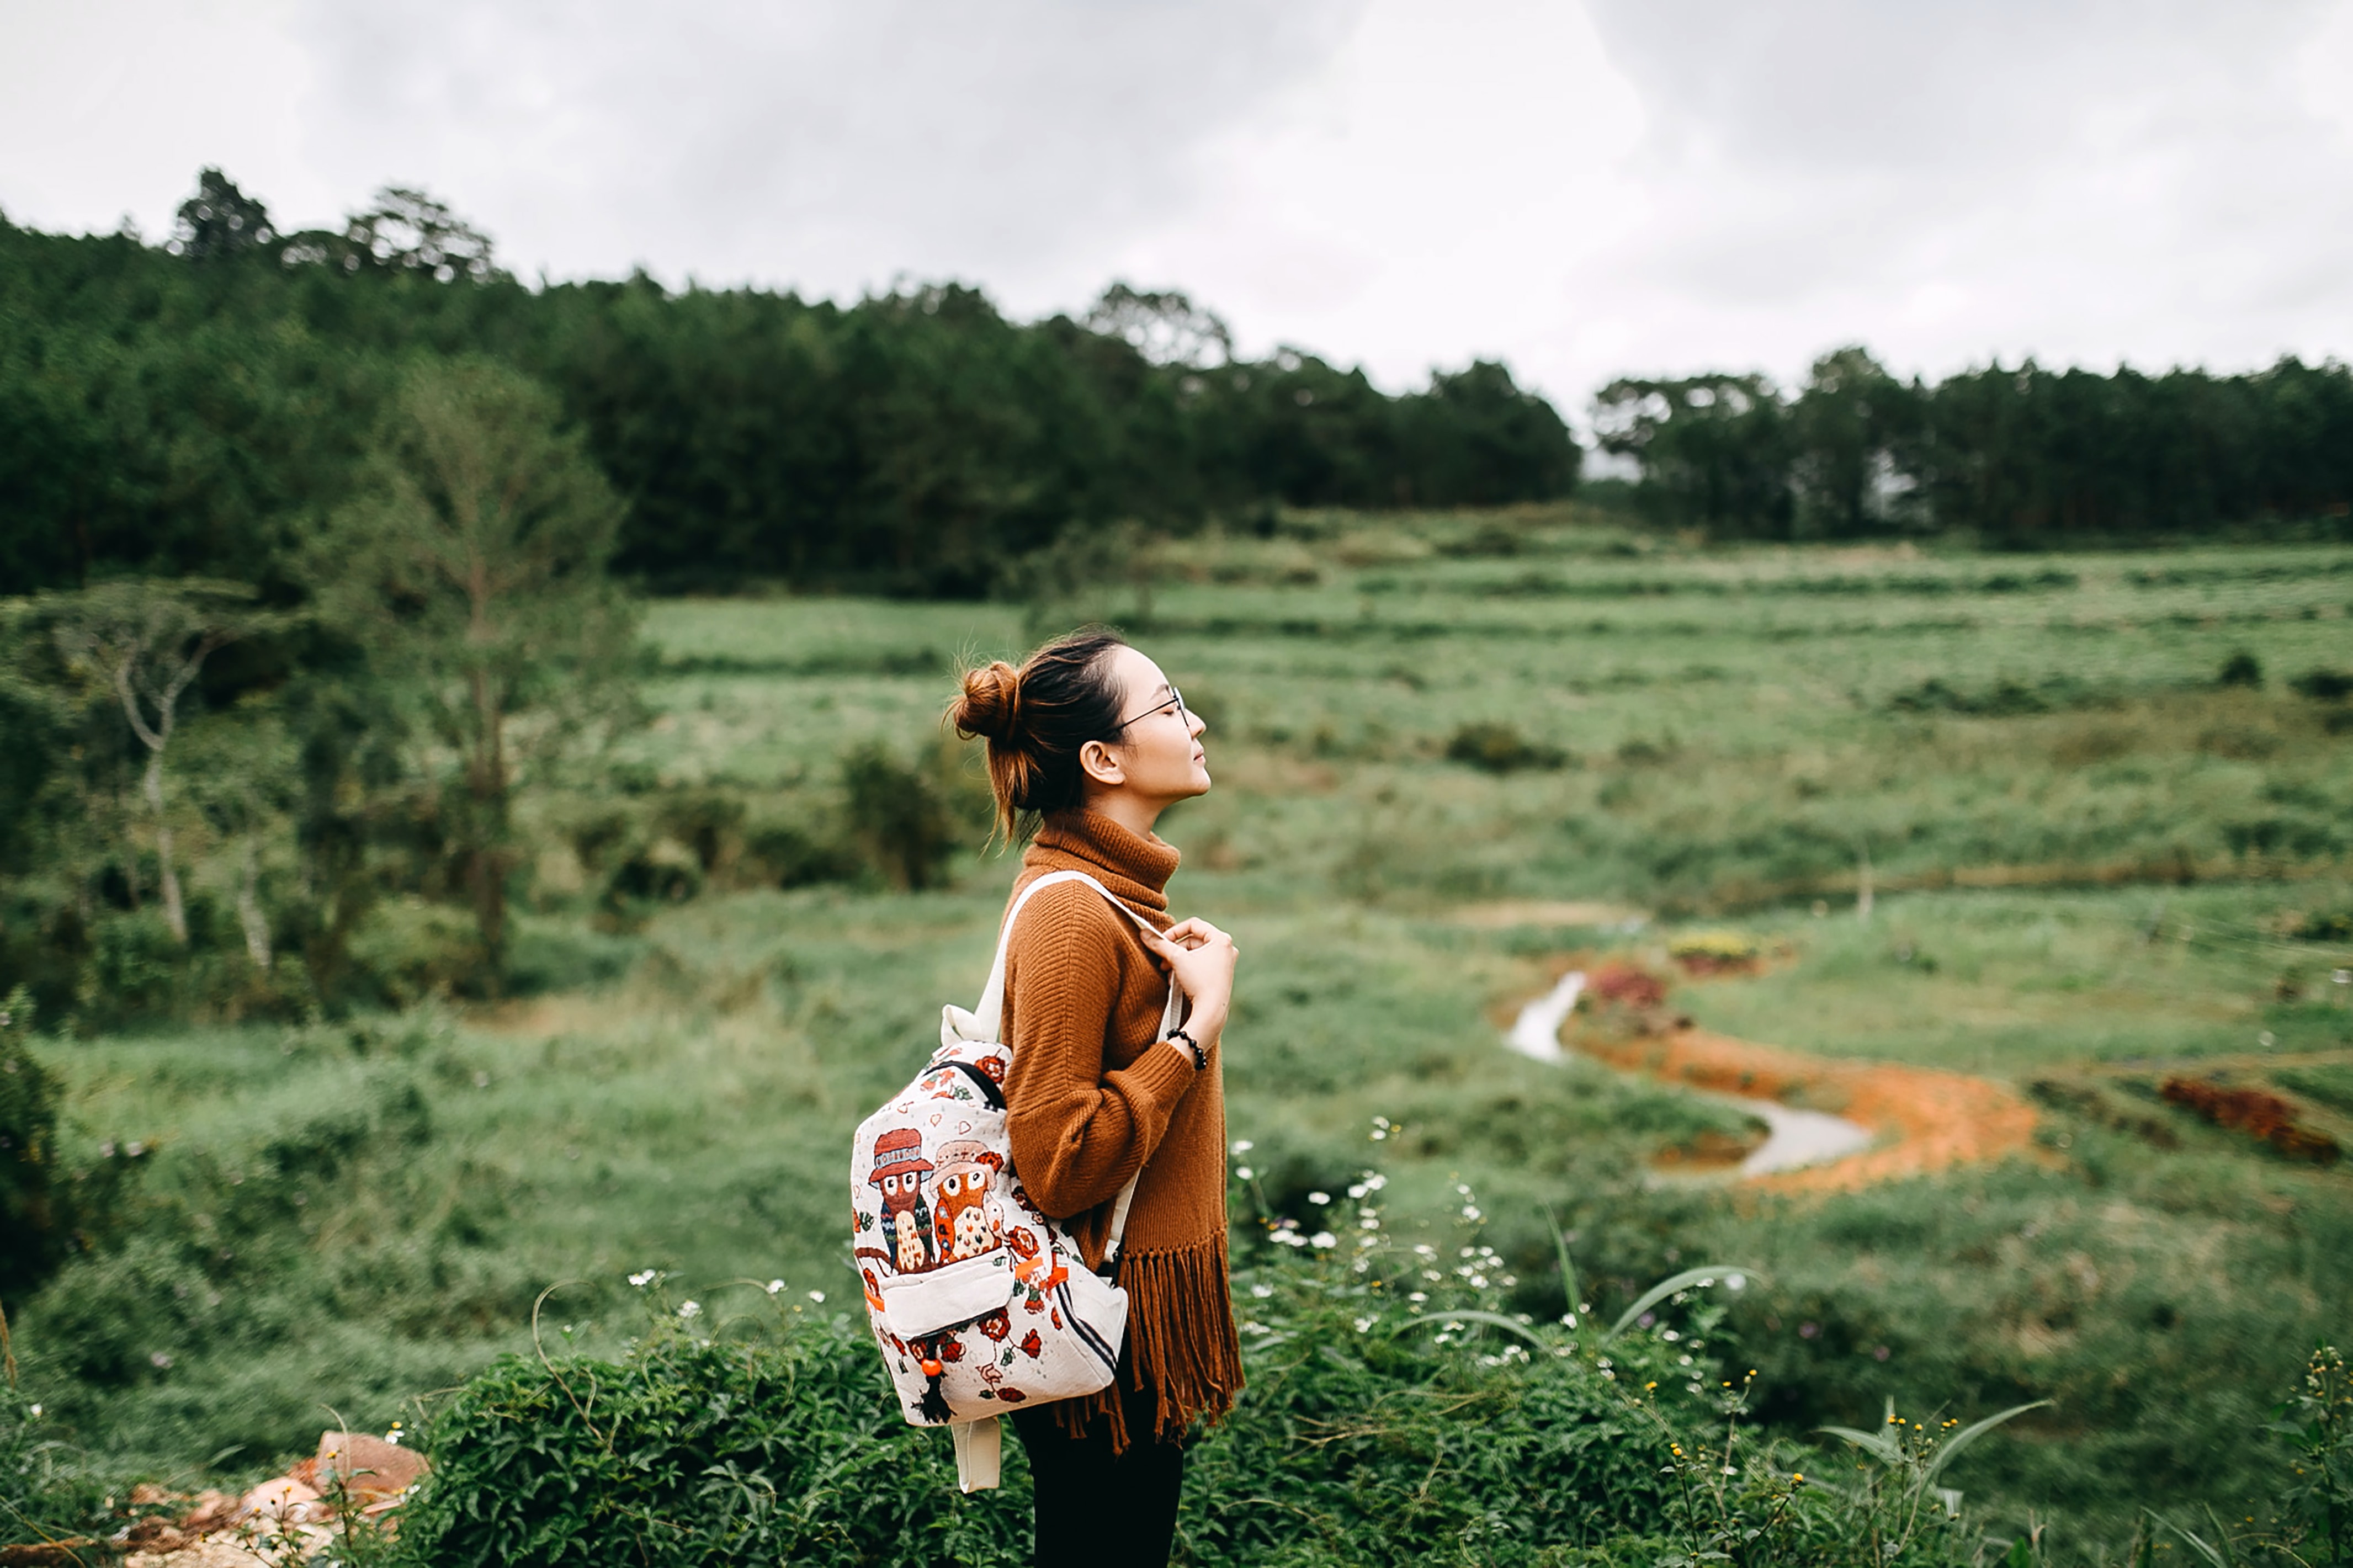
[1002, 880, 1197, 1221]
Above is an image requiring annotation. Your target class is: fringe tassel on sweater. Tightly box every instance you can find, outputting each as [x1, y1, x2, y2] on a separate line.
[1053, 1237, 1245, 1451]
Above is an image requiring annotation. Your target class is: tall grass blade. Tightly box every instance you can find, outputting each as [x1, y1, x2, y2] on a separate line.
[1921, 1400, 2053, 1484]
[2153, 1506, 2243, 1568]
[1541, 1202, 1579, 1316]
[1602, 1265, 1764, 1343]
[1817, 1423, 1906, 1466]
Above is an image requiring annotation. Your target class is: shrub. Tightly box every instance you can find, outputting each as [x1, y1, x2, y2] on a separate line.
[839, 743, 965, 891]
[0, 990, 148, 1300]
[2291, 667, 2353, 702]
[387, 1182, 2072, 1568]
[2159, 1077, 2341, 1164]
[2218, 650, 2265, 688]
[1, 988, 62, 1296]
[344, 897, 495, 1004]
[1445, 721, 1568, 773]
[1668, 930, 1761, 976]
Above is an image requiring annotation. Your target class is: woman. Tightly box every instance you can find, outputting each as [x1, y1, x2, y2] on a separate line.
[949, 628, 1244, 1568]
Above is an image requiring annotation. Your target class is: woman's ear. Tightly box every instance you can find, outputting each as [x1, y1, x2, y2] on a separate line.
[1077, 737, 1126, 788]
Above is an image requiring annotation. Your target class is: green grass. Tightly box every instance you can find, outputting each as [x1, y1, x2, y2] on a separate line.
[13, 510, 2353, 1555]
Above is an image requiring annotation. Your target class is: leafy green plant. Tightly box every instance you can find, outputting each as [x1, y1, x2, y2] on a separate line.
[838, 742, 969, 890]
[2264, 1344, 2352, 1567]
[1444, 721, 1569, 773]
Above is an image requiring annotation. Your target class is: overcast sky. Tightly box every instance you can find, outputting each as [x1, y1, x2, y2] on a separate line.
[6, 0, 2351, 419]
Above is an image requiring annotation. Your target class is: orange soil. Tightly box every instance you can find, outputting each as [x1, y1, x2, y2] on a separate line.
[1574, 1027, 2043, 1193]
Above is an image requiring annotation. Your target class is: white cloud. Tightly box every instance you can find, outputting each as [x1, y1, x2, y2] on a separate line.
[3, 0, 2350, 423]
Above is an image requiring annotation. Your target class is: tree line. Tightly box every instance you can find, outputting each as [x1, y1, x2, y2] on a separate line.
[1, 169, 1580, 600]
[1596, 346, 2353, 541]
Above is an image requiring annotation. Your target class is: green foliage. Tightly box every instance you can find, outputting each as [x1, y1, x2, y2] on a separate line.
[1445, 721, 1569, 773]
[1597, 349, 2353, 541]
[2219, 651, 2265, 688]
[392, 1295, 1029, 1568]
[0, 988, 62, 1296]
[1594, 373, 1793, 537]
[386, 1214, 2067, 1568]
[312, 355, 639, 976]
[2264, 1344, 2353, 1567]
[0, 182, 1577, 604]
[2290, 668, 2353, 703]
[837, 742, 970, 892]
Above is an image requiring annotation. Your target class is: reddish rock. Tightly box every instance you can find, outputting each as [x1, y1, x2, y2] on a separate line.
[178, 1492, 237, 1534]
[120, 1518, 189, 1553]
[237, 1476, 322, 1524]
[316, 1432, 428, 1502]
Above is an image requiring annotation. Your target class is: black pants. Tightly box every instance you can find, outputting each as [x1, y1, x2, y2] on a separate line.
[1010, 1373, 1185, 1567]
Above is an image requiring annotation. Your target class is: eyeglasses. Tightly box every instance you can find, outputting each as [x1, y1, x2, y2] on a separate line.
[1112, 685, 1189, 733]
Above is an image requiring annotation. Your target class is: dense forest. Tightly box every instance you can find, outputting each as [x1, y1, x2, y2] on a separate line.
[0, 171, 1580, 600]
[3, 167, 2351, 1040]
[1597, 346, 2353, 541]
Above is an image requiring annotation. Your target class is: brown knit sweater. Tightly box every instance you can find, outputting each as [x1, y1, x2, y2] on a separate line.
[1001, 810, 1243, 1447]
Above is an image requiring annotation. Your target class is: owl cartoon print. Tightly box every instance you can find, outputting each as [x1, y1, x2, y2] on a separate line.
[928, 1139, 1006, 1263]
[866, 1126, 937, 1274]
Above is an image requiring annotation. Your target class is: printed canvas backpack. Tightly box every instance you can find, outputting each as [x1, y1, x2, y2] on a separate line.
[849, 869, 1181, 1492]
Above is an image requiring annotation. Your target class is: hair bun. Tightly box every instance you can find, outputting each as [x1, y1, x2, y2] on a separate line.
[952, 660, 1023, 742]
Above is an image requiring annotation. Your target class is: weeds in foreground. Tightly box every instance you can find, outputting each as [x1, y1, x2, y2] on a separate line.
[370, 1157, 2076, 1567]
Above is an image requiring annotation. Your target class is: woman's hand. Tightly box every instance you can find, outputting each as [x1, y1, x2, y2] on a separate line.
[1139, 917, 1240, 1048]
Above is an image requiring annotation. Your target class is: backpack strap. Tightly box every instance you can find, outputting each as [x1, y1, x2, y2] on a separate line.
[973, 868, 1186, 1267]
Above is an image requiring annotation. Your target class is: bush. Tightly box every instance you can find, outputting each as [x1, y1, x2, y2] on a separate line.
[344, 897, 495, 1004]
[1444, 722, 1569, 774]
[2219, 650, 2265, 688]
[389, 1182, 2057, 1568]
[839, 743, 966, 891]
[2291, 667, 2353, 702]
[0, 990, 147, 1299]
[1, 988, 62, 1296]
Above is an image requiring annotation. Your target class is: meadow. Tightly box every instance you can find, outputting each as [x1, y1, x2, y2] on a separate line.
[9, 506, 2353, 1558]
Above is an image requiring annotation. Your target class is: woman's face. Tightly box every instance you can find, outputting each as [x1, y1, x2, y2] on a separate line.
[1096, 644, 1210, 806]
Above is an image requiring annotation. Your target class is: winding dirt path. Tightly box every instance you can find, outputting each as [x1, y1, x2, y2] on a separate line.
[1571, 1026, 2043, 1192]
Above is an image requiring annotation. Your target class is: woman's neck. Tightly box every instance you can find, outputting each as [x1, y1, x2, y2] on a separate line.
[1084, 790, 1164, 843]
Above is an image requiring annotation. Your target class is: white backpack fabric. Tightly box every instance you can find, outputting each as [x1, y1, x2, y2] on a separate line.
[849, 870, 1181, 1492]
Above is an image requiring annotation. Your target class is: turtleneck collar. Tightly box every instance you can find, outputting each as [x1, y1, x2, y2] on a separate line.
[1024, 810, 1180, 912]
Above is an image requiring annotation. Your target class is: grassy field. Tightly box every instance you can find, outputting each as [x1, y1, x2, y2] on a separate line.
[14, 507, 2353, 1550]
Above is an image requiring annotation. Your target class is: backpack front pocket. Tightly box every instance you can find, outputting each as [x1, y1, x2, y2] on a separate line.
[879, 1249, 1018, 1340]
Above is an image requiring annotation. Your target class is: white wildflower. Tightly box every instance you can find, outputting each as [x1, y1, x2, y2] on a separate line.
[1353, 1317, 1374, 1333]
[1408, 1291, 1427, 1303]
[678, 1300, 702, 1321]
[1235, 1167, 1254, 1181]
[1310, 1231, 1337, 1249]
[1231, 1139, 1255, 1154]
[808, 1290, 826, 1303]
[766, 1279, 785, 1295]
[629, 1269, 658, 1288]
[1308, 1192, 1330, 1206]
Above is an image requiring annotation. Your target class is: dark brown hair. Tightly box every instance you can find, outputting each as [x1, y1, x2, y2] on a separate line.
[949, 629, 1128, 842]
